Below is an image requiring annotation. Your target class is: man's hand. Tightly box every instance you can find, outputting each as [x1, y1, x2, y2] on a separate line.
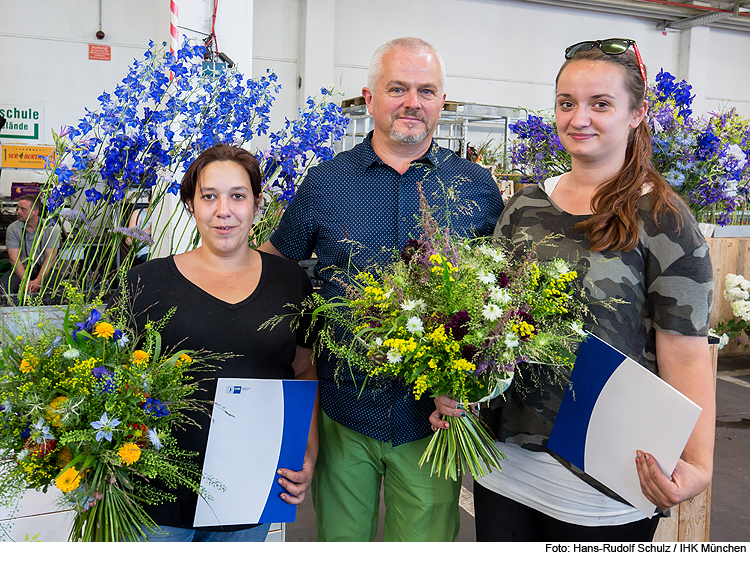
[27, 277, 42, 294]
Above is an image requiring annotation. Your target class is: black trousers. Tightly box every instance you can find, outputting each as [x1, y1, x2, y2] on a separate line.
[474, 480, 661, 542]
[0, 265, 40, 297]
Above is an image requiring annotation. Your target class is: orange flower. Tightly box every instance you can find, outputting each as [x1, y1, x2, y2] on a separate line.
[57, 466, 81, 493]
[45, 396, 68, 428]
[20, 356, 38, 373]
[93, 322, 115, 339]
[131, 350, 150, 365]
[117, 442, 141, 466]
[176, 353, 192, 367]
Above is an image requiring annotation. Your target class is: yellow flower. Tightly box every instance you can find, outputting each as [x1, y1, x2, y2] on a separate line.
[45, 396, 68, 428]
[56, 466, 81, 493]
[117, 442, 141, 466]
[93, 322, 116, 339]
[131, 350, 150, 365]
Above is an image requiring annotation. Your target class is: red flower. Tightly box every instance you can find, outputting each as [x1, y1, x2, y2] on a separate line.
[128, 423, 150, 448]
[23, 437, 56, 458]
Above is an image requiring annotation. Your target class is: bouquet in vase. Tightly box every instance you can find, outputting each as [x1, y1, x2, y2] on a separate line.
[0, 287, 218, 541]
[267, 191, 588, 481]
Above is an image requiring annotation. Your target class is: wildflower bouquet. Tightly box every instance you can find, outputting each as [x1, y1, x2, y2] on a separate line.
[0, 287, 215, 541]
[270, 194, 587, 481]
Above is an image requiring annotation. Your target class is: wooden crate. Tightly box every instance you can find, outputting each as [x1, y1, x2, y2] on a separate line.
[652, 340, 718, 541]
[707, 237, 750, 356]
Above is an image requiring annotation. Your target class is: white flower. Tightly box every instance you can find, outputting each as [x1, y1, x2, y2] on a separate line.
[570, 321, 586, 336]
[549, 259, 570, 277]
[401, 299, 419, 312]
[727, 144, 748, 169]
[477, 243, 506, 264]
[489, 286, 511, 305]
[652, 118, 663, 134]
[504, 331, 519, 348]
[63, 348, 80, 360]
[156, 167, 174, 184]
[724, 273, 750, 303]
[719, 333, 729, 350]
[406, 316, 424, 334]
[725, 286, 748, 303]
[375, 337, 384, 346]
[477, 270, 496, 285]
[732, 300, 750, 321]
[482, 304, 502, 321]
[387, 350, 402, 364]
[384, 288, 393, 299]
[147, 428, 163, 451]
[116, 333, 130, 348]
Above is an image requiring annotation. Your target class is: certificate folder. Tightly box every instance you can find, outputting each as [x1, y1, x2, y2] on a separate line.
[193, 378, 317, 527]
[547, 334, 702, 516]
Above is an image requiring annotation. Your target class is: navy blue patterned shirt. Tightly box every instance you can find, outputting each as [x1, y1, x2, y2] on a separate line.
[270, 132, 504, 445]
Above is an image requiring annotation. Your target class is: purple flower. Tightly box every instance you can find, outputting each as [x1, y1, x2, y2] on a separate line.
[401, 239, 424, 264]
[514, 310, 538, 342]
[461, 344, 478, 361]
[91, 366, 112, 379]
[445, 310, 471, 341]
[496, 272, 509, 288]
[111, 226, 154, 246]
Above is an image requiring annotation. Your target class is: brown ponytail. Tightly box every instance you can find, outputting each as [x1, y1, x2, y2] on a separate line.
[557, 48, 686, 252]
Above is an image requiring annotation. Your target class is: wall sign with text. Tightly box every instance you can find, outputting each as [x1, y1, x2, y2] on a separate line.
[0, 104, 44, 142]
[89, 44, 111, 61]
[1, 145, 56, 169]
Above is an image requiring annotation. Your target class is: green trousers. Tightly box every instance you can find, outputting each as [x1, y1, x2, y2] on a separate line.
[311, 410, 461, 541]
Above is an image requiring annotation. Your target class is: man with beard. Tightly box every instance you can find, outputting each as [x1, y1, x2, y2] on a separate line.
[261, 37, 503, 541]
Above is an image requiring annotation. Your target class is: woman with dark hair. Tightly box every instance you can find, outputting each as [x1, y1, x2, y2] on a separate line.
[126, 144, 318, 542]
[431, 40, 715, 541]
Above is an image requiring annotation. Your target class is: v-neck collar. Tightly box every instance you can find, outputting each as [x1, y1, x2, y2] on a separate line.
[167, 251, 267, 310]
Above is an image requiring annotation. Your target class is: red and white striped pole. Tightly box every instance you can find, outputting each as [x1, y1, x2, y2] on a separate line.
[170, 0, 179, 55]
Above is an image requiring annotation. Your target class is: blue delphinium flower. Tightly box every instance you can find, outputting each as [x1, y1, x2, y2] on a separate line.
[92, 366, 115, 394]
[142, 397, 169, 418]
[506, 114, 569, 183]
[72, 308, 102, 342]
[90, 412, 121, 442]
[654, 69, 694, 118]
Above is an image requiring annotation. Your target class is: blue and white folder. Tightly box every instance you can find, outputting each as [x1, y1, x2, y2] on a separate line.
[193, 378, 317, 527]
[547, 334, 702, 516]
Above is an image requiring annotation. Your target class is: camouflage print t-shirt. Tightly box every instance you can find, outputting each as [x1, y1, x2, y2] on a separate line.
[488, 179, 713, 460]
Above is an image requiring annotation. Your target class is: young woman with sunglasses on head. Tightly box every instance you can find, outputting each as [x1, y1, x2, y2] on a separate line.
[431, 39, 715, 541]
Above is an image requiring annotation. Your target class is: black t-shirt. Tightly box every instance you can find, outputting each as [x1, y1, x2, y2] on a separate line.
[125, 252, 314, 531]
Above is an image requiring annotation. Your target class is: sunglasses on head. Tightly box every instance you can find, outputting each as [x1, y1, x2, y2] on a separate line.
[564, 38, 647, 87]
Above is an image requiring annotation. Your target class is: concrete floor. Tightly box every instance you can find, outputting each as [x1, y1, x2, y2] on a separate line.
[284, 355, 750, 542]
